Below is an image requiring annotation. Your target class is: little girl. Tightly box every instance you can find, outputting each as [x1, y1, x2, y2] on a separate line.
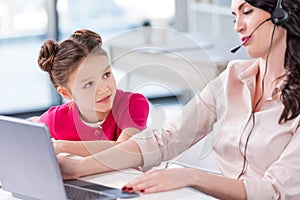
[33, 29, 149, 156]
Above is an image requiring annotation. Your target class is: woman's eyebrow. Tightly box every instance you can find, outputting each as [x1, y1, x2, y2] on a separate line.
[232, 2, 247, 15]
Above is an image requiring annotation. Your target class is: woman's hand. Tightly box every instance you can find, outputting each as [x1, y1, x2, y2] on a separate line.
[123, 168, 195, 194]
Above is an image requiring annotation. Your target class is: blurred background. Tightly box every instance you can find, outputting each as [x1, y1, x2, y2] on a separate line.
[0, 0, 249, 118]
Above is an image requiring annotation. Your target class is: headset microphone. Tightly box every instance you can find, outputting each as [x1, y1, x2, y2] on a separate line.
[230, 38, 249, 54]
[230, 18, 272, 53]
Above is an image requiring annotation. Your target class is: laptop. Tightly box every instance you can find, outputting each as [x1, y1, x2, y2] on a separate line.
[0, 115, 139, 200]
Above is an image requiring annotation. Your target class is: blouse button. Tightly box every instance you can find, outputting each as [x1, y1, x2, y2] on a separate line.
[94, 130, 101, 136]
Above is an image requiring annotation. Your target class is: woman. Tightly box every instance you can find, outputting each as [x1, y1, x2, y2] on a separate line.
[32, 29, 149, 156]
[57, 0, 300, 199]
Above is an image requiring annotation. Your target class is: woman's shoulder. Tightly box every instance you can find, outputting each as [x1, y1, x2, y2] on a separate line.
[216, 59, 258, 80]
[210, 59, 258, 88]
[226, 59, 257, 72]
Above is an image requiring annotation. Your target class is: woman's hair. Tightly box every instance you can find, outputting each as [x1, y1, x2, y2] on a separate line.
[246, 0, 300, 123]
[38, 29, 107, 88]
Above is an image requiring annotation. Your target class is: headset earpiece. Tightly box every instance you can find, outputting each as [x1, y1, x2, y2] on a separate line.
[271, 0, 289, 25]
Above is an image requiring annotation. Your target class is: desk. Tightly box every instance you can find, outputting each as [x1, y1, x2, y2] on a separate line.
[0, 168, 215, 200]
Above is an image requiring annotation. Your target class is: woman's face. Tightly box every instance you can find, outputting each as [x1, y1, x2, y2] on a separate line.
[68, 54, 117, 121]
[231, 0, 286, 58]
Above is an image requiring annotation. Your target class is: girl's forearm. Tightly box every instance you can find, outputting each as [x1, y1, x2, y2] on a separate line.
[57, 140, 120, 156]
[56, 128, 140, 156]
[80, 139, 143, 176]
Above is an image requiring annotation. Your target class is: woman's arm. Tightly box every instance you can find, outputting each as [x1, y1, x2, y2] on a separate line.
[124, 128, 300, 199]
[58, 91, 218, 179]
[58, 140, 247, 200]
[54, 127, 141, 156]
[124, 168, 246, 200]
[117, 127, 141, 142]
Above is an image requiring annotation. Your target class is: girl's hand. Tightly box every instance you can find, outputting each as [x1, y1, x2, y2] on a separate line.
[26, 116, 40, 123]
[57, 155, 83, 180]
[123, 168, 195, 194]
[52, 140, 65, 155]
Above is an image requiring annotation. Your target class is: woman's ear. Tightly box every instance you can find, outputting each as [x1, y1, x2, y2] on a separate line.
[57, 86, 73, 100]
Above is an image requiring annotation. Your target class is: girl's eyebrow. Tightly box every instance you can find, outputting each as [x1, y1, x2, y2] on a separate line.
[79, 65, 111, 84]
[79, 76, 93, 85]
[232, 2, 247, 15]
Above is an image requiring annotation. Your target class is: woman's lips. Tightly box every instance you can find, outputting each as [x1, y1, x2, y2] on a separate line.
[241, 36, 252, 45]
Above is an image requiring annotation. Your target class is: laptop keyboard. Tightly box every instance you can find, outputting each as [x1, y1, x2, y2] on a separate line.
[64, 184, 115, 200]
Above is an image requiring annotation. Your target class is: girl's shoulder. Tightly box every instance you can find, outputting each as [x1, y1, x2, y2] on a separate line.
[113, 89, 149, 114]
[115, 89, 148, 103]
[41, 101, 74, 118]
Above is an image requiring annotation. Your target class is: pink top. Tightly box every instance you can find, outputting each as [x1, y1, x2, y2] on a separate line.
[132, 59, 300, 199]
[39, 90, 149, 141]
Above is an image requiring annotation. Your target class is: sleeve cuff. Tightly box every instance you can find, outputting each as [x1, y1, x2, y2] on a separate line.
[130, 128, 163, 171]
[243, 178, 278, 200]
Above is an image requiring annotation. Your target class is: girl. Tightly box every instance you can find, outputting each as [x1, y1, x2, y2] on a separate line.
[35, 29, 149, 156]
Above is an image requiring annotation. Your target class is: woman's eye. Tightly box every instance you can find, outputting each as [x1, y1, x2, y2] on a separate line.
[103, 72, 111, 79]
[244, 9, 253, 15]
[233, 9, 253, 23]
[83, 82, 94, 89]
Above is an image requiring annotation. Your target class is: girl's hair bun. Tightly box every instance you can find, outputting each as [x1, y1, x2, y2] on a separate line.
[38, 40, 59, 73]
[71, 29, 102, 46]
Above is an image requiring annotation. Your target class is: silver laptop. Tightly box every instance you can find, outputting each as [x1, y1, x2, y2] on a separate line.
[0, 115, 123, 200]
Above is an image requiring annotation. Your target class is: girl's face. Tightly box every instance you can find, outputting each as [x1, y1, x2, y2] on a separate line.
[231, 0, 286, 59]
[67, 54, 117, 122]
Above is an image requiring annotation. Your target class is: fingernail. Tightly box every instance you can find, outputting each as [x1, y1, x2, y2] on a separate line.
[140, 189, 145, 193]
[121, 186, 127, 191]
[128, 187, 133, 191]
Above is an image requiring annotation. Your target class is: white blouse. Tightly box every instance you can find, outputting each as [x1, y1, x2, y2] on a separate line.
[131, 59, 300, 199]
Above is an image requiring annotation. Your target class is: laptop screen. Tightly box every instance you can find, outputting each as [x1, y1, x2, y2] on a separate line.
[0, 115, 67, 200]
[0, 115, 139, 200]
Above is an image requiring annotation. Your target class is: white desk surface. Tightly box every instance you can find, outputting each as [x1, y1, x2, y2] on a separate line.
[0, 168, 215, 200]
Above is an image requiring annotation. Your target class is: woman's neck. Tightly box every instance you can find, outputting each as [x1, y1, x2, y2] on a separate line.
[258, 57, 286, 85]
[261, 25, 287, 79]
[258, 36, 287, 85]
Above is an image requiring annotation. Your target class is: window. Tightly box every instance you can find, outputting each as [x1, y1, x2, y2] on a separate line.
[57, 0, 175, 40]
[0, 0, 175, 115]
[0, 0, 57, 115]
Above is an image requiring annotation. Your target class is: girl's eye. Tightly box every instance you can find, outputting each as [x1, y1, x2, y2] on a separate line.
[103, 72, 111, 79]
[83, 81, 94, 89]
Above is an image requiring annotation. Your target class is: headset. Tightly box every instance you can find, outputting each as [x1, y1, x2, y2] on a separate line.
[271, 0, 289, 25]
[237, 0, 289, 179]
[231, 0, 289, 53]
